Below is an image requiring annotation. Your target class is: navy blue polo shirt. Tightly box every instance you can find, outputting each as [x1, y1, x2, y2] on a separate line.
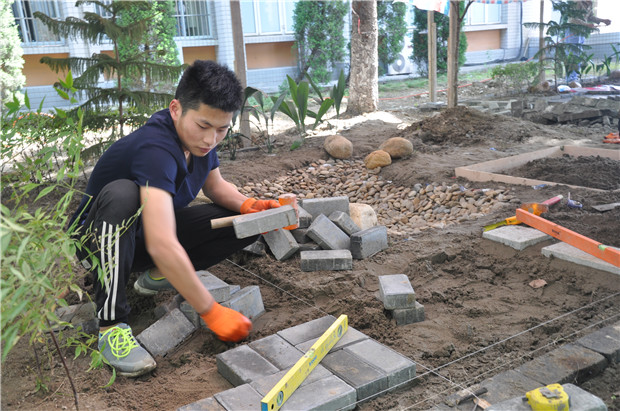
[71, 109, 219, 226]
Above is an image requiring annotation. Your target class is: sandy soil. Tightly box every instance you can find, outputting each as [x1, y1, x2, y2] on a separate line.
[2, 85, 620, 411]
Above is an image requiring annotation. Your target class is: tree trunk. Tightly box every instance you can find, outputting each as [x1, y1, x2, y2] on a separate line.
[346, 0, 378, 116]
[230, 0, 251, 142]
[447, 0, 459, 108]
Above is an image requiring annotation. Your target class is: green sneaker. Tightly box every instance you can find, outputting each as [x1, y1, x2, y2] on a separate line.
[133, 270, 175, 296]
[98, 323, 156, 377]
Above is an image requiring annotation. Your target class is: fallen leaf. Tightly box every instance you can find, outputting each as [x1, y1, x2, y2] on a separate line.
[529, 279, 547, 289]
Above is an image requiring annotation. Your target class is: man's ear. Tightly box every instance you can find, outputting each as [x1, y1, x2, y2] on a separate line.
[169, 99, 182, 121]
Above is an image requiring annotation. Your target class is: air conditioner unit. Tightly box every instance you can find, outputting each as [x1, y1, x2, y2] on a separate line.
[387, 35, 415, 75]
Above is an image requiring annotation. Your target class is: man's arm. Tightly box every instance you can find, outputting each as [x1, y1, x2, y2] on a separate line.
[140, 185, 215, 314]
[202, 167, 248, 211]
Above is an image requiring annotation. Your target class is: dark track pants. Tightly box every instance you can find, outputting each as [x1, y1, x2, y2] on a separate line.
[78, 179, 257, 327]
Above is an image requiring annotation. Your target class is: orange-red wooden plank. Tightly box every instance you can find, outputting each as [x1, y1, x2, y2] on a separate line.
[516, 208, 619, 268]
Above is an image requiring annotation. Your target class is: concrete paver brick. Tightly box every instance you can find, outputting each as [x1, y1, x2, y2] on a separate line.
[276, 375, 357, 411]
[300, 250, 353, 271]
[297, 206, 313, 228]
[329, 211, 361, 235]
[249, 364, 333, 396]
[379, 274, 416, 310]
[249, 334, 304, 370]
[154, 294, 184, 320]
[322, 349, 388, 402]
[487, 383, 607, 411]
[221, 285, 265, 320]
[243, 240, 266, 256]
[350, 226, 388, 259]
[344, 339, 416, 389]
[514, 343, 607, 385]
[216, 344, 280, 386]
[137, 308, 196, 357]
[263, 228, 300, 261]
[477, 369, 544, 405]
[295, 326, 369, 353]
[482, 226, 551, 251]
[392, 302, 425, 326]
[291, 227, 311, 244]
[233, 205, 297, 239]
[229, 284, 240, 295]
[196, 270, 231, 303]
[213, 384, 263, 410]
[54, 302, 98, 334]
[575, 322, 620, 363]
[301, 196, 350, 220]
[541, 242, 620, 275]
[306, 214, 351, 250]
[277, 315, 337, 346]
[298, 242, 321, 252]
[177, 396, 226, 411]
[179, 300, 203, 329]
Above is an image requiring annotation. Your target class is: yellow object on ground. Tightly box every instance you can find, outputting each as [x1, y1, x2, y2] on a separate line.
[525, 384, 570, 411]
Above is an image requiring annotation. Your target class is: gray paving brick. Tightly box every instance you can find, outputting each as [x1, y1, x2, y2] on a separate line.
[379, 274, 416, 310]
[297, 206, 313, 228]
[216, 344, 280, 386]
[483, 226, 551, 251]
[177, 396, 225, 411]
[213, 384, 263, 410]
[232, 205, 297, 239]
[322, 349, 388, 402]
[263, 228, 299, 261]
[221, 285, 265, 320]
[291, 227, 311, 243]
[575, 322, 620, 363]
[54, 302, 98, 334]
[477, 369, 544, 405]
[137, 308, 196, 357]
[344, 339, 416, 389]
[541, 242, 620, 275]
[298, 242, 321, 252]
[249, 334, 304, 370]
[243, 239, 266, 256]
[392, 302, 425, 326]
[300, 250, 353, 271]
[249, 364, 333, 396]
[306, 214, 350, 250]
[277, 315, 337, 346]
[301, 196, 350, 220]
[350, 226, 388, 259]
[154, 294, 184, 320]
[514, 343, 607, 385]
[196, 270, 230, 303]
[276, 375, 356, 411]
[295, 326, 368, 353]
[179, 300, 203, 329]
[329, 211, 361, 235]
[487, 383, 607, 411]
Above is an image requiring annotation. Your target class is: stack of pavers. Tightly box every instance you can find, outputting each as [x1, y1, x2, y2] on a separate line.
[251, 196, 389, 271]
[178, 315, 417, 410]
[378, 274, 425, 326]
[136, 270, 266, 357]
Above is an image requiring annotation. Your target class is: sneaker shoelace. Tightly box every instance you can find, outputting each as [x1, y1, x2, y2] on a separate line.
[104, 327, 139, 359]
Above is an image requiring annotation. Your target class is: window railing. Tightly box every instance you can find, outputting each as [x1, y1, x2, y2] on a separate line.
[11, 0, 63, 45]
[174, 0, 212, 38]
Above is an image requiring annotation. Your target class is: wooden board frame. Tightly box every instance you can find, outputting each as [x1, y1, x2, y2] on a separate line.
[455, 146, 620, 192]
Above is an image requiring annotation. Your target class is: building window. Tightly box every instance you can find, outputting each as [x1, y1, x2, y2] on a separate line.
[11, 0, 63, 45]
[241, 0, 297, 36]
[466, 2, 501, 26]
[174, 0, 212, 38]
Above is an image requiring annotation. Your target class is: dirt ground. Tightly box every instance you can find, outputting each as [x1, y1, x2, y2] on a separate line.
[2, 84, 620, 411]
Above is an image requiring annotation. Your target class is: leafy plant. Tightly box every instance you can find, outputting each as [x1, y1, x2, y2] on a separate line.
[330, 69, 347, 119]
[377, 0, 408, 76]
[35, 0, 185, 136]
[490, 62, 539, 95]
[293, 1, 349, 84]
[411, 4, 468, 76]
[244, 87, 280, 154]
[0, 0, 25, 109]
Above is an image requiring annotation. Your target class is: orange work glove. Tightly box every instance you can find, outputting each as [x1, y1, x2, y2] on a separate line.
[200, 302, 252, 342]
[240, 198, 280, 214]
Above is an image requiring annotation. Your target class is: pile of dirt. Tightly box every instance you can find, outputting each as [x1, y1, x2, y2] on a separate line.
[508, 154, 620, 191]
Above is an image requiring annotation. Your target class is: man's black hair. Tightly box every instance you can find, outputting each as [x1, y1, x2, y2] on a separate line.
[175, 60, 243, 114]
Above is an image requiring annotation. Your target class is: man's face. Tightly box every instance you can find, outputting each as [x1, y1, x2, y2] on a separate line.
[169, 99, 232, 157]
